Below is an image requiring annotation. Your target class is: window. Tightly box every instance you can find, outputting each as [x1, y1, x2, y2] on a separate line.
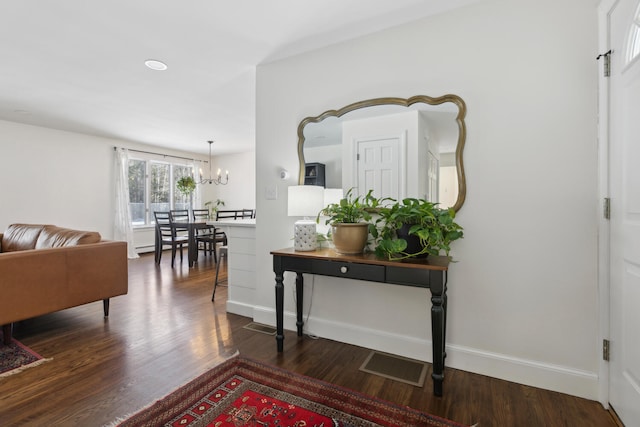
[129, 159, 146, 225]
[128, 157, 195, 226]
[173, 165, 192, 211]
[628, 2, 640, 64]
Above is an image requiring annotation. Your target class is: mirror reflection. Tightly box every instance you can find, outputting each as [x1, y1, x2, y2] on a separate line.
[297, 95, 467, 211]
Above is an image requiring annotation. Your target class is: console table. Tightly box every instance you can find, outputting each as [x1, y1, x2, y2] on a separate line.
[271, 247, 450, 396]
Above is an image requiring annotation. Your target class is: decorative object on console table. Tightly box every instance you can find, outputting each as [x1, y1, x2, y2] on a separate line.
[288, 185, 324, 251]
[304, 162, 325, 187]
[317, 188, 381, 254]
[373, 198, 464, 260]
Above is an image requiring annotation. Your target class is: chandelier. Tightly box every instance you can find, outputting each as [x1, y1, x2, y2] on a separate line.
[198, 140, 228, 185]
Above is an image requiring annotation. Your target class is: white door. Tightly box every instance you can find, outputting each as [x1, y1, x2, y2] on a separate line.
[356, 136, 401, 200]
[427, 151, 439, 203]
[608, 0, 640, 424]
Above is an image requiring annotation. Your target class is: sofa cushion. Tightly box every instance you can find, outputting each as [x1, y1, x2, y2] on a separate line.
[35, 226, 101, 249]
[1, 224, 48, 252]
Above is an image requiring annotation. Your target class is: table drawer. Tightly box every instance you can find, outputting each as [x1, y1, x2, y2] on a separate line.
[312, 260, 385, 282]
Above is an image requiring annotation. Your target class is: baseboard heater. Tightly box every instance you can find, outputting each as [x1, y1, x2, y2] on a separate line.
[135, 244, 155, 254]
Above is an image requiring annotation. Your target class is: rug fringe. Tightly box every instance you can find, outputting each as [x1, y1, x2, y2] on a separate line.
[103, 351, 241, 427]
[0, 357, 53, 379]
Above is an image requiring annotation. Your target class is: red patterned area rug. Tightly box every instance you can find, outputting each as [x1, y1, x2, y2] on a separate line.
[0, 334, 51, 378]
[114, 355, 467, 427]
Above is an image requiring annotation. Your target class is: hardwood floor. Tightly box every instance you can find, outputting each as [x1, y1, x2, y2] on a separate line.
[0, 252, 616, 426]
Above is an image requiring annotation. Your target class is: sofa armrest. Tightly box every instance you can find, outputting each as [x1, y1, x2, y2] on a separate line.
[0, 240, 128, 326]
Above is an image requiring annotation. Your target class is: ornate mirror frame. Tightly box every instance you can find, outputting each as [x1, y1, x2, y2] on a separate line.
[297, 94, 467, 212]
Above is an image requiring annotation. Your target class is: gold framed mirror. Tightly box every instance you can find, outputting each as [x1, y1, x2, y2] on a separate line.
[297, 94, 467, 212]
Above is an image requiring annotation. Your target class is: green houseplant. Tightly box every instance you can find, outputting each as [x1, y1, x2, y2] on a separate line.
[204, 198, 225, 217]
[317, 188, 381, 254]
[373, 198, 463, 260]
[176, 175, 197, 196]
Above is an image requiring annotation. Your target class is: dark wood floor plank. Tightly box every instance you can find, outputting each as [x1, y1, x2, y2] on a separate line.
[0, 252, 616, 426]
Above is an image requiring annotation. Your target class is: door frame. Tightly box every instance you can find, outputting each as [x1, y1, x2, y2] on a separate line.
[597, 0, 616, 409]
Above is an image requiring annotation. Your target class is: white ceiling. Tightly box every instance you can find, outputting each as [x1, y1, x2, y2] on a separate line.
[0, 0, 480, 155]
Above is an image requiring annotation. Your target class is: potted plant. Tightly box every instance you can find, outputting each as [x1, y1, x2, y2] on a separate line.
[317, 188, 381, 254]
[204, 198, 225, 218]
[176, 175, 196, 196]
[373, 198, 463, 260]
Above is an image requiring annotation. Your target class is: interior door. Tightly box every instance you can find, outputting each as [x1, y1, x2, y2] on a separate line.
[356, 136, 401, 200]
[608, 0, 640, 424]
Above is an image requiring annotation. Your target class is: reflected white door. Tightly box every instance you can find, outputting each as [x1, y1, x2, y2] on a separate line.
[609, 0, 640, 424]
[427, 151, 439, 203]
[356, 136, 401, 200]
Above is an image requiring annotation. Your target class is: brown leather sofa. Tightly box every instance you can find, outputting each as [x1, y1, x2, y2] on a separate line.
[0, 224, 128, 344]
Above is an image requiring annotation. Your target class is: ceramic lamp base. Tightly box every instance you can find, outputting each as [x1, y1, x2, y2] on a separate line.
[294, 220, 317, 251]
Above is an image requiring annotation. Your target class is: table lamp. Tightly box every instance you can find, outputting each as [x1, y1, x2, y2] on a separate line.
[288, 185, 324, 251]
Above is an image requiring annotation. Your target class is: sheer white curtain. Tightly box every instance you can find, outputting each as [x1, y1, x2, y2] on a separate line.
[114, 148, 139, 259]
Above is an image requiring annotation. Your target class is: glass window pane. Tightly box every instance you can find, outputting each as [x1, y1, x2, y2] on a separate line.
[174, 165, 193, 210]
[150, 162, 170, 216]
[629, 4, 640, 63]
[128, 159, 146, 225]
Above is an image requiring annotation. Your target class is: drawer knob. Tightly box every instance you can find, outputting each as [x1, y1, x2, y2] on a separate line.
[340, 266, 348, 273]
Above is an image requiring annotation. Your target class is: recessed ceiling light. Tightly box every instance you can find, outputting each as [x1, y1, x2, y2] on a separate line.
[144, 59, 168, 71]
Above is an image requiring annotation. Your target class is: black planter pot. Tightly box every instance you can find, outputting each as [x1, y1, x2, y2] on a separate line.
[396, 224, 429, 258]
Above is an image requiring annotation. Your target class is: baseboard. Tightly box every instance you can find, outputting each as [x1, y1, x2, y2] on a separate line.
[226, 300, 254, 318]
[252, 305, 599, 400]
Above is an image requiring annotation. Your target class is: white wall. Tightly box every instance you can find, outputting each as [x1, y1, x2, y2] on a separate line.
[255, 0, 599, 399]
[202, 151, 256, 212]
[0, 119, 255, 241]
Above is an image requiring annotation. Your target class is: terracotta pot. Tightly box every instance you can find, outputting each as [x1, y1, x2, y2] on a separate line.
[331, 223, 369, 254]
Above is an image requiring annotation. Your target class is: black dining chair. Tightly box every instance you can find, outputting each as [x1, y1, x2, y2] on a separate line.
[170, 209, 189, 222]
[154, 211, 189, 268]
[215, 210, 238, 220]
[192, 209, 223, 259]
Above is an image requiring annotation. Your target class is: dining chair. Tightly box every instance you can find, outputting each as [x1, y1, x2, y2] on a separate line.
[212, 245, 228, 301]
[170, 209, 189, 222]
[154, 211, 188, 268]
[192, 209, 221, 259]
[215, 210, 238, 220]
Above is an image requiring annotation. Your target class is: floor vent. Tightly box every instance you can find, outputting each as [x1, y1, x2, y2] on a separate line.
[359, 351, 428, 387]
[243, 322, 277, 335]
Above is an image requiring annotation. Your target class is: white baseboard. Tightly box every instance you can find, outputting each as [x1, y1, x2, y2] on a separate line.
[226, 300, 254, 318]
[252, 305, 598, 400]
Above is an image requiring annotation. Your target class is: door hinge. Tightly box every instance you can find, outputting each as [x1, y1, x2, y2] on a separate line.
[596, 50, 612, 77]
[603, 339, 610, 362]
[604, 197, 611, 220]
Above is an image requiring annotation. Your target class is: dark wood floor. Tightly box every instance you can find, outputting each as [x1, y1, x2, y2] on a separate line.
[0, 252, 617, 426]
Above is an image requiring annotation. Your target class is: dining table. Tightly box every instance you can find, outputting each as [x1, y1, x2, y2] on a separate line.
[167, 219, 212, 267]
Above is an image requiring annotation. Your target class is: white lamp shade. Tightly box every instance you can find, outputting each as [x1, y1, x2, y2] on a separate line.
[287, 185, 325, 217]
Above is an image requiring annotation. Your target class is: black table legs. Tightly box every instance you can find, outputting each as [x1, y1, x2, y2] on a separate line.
[275, 270, 285, 352]
[272, 254, 448, 397]
[429, 270, 447, 397]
